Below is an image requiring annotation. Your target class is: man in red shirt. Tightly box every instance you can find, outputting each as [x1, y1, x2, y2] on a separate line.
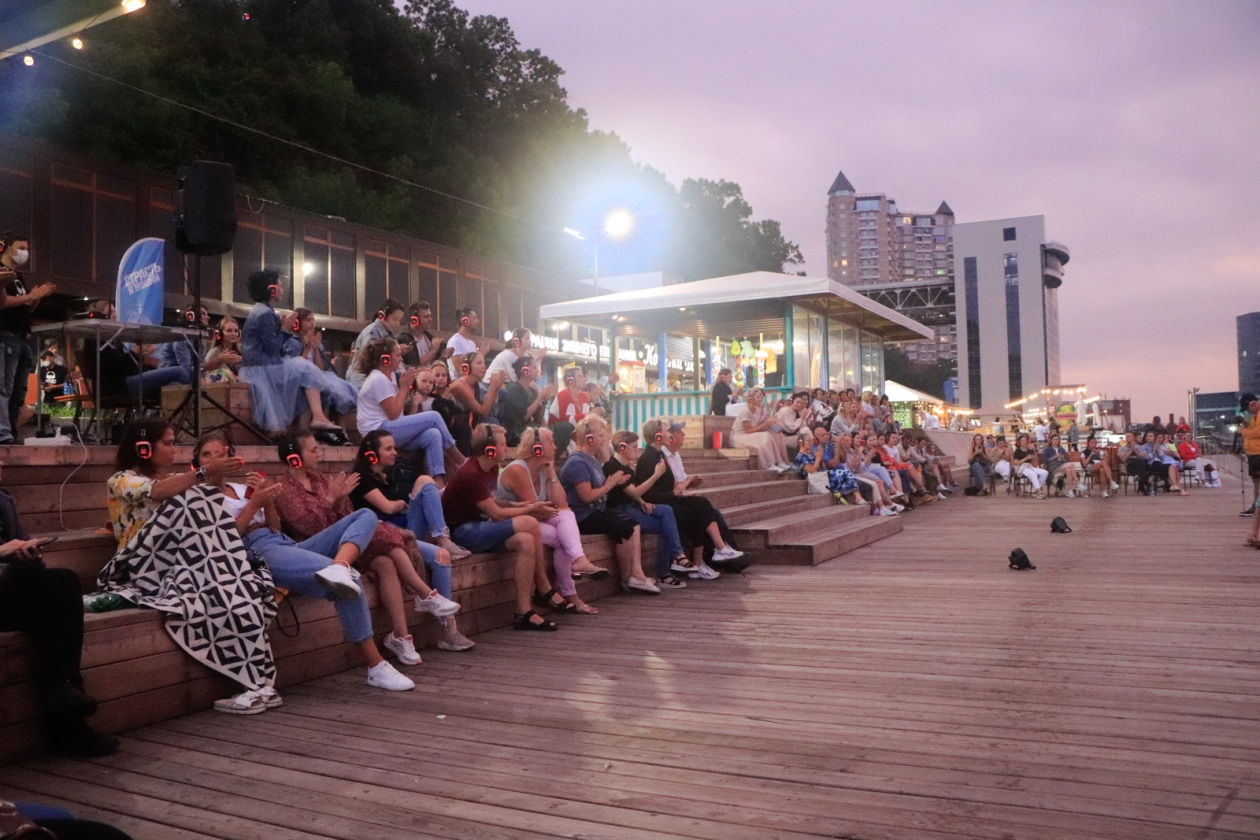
[441, 424, 560, 630]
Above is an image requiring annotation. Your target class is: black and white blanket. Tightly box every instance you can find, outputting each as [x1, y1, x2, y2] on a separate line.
[97, 485, 278, 692]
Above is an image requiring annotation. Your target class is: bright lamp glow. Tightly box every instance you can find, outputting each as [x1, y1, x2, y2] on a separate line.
[603, 209, 634, 240]
[302, 262, 315, 277]
[22, 55, 34, 66]
[71, 38, 84, 49]
[122, 0, 146, 12]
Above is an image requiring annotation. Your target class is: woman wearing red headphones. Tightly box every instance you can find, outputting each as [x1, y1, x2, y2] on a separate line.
[449, 351, 506, 456]
[355, 337, 462, 485]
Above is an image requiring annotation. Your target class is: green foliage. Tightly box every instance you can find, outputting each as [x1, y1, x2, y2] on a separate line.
[0, 0, 802, 281]
[883, 344, 957, 401]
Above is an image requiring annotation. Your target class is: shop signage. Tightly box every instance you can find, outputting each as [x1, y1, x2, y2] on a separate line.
[1056, 403, 1079, 423]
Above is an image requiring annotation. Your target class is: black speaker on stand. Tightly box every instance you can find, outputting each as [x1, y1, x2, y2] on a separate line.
[175, 161, 239, 440]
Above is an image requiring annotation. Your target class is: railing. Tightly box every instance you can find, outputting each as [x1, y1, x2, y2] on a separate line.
[609, 387, 796, 433]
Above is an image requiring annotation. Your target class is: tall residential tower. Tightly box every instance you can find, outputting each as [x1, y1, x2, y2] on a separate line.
[825, 171, 957, 363]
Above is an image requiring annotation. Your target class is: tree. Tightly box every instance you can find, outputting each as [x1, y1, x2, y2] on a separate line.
[0, 0, 802, 280]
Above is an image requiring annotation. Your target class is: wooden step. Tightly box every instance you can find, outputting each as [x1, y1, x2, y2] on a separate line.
[720, 493, 834, 528]
[732, 503, 870, 549]
[687, 468, 783, 488]
[749, 515, 904, 566]
[697, 478, 806, 509]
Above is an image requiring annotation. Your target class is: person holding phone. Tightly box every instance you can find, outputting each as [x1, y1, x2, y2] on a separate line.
[0, 459, 116, 756]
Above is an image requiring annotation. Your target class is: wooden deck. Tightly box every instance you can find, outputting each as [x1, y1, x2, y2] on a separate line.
[3, 481, 1258, 839]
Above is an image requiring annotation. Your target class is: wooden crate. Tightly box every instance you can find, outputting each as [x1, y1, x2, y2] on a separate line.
[160, 383, 267, 445]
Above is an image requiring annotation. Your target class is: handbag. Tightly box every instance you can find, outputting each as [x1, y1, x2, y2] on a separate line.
[806, 471, 831, 495]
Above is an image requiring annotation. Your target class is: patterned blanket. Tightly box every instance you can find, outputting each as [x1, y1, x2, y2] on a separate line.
[97, 485, 278, 692]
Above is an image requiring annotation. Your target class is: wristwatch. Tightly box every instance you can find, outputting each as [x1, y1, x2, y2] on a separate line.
[195, 466, 209, 483]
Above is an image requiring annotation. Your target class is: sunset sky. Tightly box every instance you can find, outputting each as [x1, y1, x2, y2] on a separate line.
[454, 0, 1260, 420]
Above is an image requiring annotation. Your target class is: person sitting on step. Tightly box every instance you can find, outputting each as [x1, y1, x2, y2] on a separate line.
[274, 431, 470, 659]
[497, 426, 612, 615]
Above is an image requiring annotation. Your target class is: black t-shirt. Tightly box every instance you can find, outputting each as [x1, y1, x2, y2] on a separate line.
[602, 457, 636, 508]
[632, 445, 675, 504]
[0, 273, 31, 336]
[39, 362, 68, 390]
[1013, 447, 1032, 463]
[349, 466, 405, 514]
[710, 381, 732, 416]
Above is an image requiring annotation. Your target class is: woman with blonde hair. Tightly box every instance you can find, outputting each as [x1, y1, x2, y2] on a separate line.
[497, 426, 609, 614]
[732, 387, 790, 472]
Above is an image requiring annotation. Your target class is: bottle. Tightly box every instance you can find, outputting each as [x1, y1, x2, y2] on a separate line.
[82, 593, 128, 613]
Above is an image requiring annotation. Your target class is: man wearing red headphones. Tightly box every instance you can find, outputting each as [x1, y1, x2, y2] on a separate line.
[482, 327, 546, 386]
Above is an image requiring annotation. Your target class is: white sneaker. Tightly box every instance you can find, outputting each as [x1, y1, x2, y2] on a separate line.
[1076, 482, 1087, 494]
[768, 464, 786, 473]
[1064, 490, 1075, 499]
[623, 576, 661, 594]
[314, 564, 361, 600]
[1110, 481, 1120, 491]
[688, 562, 721, 581]
[890, 503, 905, 513]
[936, 493, 947, 501]
[877, 506, 898, 517]
[367, 660, 415, 691]
[1102, 491, 1110, 498]
[414, 591, 461, 617]
[712, 545, 745, 562]
[438, 630, 476, 651]
[384, 632, 422, 665]
[438, 536, 471, 560]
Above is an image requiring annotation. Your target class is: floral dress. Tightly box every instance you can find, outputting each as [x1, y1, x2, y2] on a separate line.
[273, 469, 416, 566]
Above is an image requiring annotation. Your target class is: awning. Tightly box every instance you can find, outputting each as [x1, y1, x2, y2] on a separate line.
[538, 271, 934, 342]
[884, 380, 944, 405]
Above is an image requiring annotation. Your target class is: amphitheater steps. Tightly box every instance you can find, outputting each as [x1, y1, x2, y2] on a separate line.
[732, 504, 904, 565]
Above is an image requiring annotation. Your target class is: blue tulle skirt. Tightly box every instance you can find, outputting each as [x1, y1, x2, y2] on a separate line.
[240, 357, 338, 432]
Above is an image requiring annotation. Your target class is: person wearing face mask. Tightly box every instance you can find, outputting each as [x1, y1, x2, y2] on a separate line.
[0, 235, 55, 444]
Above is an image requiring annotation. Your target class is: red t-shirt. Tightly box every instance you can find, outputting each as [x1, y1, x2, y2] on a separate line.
[550, 389, 590, 425]
[441, 458, 499, 530]
[1177, 441, 1200, 461]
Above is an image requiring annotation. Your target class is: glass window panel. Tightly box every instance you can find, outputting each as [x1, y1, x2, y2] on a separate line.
[437, 269, 456, 331]
[0, 148, 32, 175]
[262, 230, 291, 284]
[50, 184, 92, 281]
[501, 285, 522, 331]
[364, 254, 388, 312]
[51, 163, 91, 187]
[331, 230, 354, 249]
[96, 172, 133, 198]
[388, 257, 409, 302]
[482, 282, 499, 339]
[418, 266, 438, 310]
[232, 227, 263, 303]
[458, 275, 482, 317]
[791, 306, 824, 388]
[95, 194, 135, 286]
[304, 241, 329, 314]
[330, 247, 356, 318]
[0, 171, 33, 244]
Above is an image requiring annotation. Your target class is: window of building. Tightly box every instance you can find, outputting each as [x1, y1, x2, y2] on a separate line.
[1004, 252, 1018, 280]
[364, 241, 410, 311]
[49, 162, 136, 286]
[233, 210, 293, 307]
[0, 150, 33, 268]
[1006, 273, 1022, 401]
[1003, 227, 1016, 241]
[302, 226, 355, 317]
[965, 257, 981, 408]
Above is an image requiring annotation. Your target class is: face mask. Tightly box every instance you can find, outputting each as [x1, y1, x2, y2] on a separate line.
[11, 249, 28, 266]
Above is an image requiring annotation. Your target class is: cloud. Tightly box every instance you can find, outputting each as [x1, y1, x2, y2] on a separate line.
[455, 0, 1260, 419]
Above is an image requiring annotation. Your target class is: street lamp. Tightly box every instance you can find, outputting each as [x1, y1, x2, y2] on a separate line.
[564, 209, 635, 296]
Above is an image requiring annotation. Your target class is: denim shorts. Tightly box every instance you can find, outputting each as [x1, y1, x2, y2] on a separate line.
[451, 519, 517, 554]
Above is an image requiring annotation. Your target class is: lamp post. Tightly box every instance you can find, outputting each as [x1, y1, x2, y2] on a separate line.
[564, 209, 634, 296]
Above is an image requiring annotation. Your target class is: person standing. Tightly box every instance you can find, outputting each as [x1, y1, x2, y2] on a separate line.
[1240, 394, 1260, 516]
[0, 235, 54, 444]
[709, 368, 736, 416]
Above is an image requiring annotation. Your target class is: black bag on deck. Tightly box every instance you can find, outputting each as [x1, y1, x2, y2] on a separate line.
[1008, 548, 1035, 570]
[1050, 516, 1072, 533]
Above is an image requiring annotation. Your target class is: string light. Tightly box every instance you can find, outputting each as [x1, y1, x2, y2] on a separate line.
[22, 55, 34, 66]
[71, 38, 84, 50]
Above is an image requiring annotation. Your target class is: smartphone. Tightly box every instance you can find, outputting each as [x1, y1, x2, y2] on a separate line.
[34, 536, 58, 547]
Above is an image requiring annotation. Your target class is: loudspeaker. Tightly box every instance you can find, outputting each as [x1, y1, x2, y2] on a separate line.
[176, 161, 237, 255]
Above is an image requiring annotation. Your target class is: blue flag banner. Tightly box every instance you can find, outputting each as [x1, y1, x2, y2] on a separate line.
[115, 238, 166, 325]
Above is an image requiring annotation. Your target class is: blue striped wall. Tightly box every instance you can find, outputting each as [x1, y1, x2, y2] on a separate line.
[610, 387, 796, 434]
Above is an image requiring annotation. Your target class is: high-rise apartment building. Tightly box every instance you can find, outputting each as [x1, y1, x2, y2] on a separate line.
[825, 171, 956, 364]
[1238, 312, 1260, 395]
[953, 216, 1070, 410]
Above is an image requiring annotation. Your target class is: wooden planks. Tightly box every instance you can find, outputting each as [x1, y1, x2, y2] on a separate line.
[3, 479, 1257, 837]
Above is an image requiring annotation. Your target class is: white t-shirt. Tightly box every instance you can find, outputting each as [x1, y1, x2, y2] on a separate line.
[1034, 423, 1048, 442]
[482, 348, 519, 384]
[664, 447, 688, 482]
[357, 369, 396, 433]
[220, 482, 265, 527]
[447, 332, 478, 377]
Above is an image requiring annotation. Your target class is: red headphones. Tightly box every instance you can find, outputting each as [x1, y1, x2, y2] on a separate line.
[654, 431, 664, 443]
[617, 441, 629, 453]
[520, 365, 531, 377]
[214, 330, 222, 342]
[291, 318, 301, 332]
[460, 315, 472, 327]
[365, 450, 379, 465]
[483, 444, 498, 458]
[376, 310, 385, 321]
[410, 314, 420, 328]
[135, 428, 152, 459]
[183, 309, 196, 323]
[380, 354, 392, 366]
[565, 375, 575, 385]
[585, 433, 596, 445]
[279, 439, 302, 469]
[268, 283, 280, 299]
[532, 442, 545, 457]
[460, 362, 470, 374]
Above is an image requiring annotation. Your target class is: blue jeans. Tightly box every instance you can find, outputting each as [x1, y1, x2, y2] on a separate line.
[381, 483, 453, 599]
[245, 509, 377, 644]
[126, 365, 189, 400]
[0, 332, 32, 441]
[378, 412, 456, 477]
[618, 504, 684, 577]
[452, 519, 516, 554]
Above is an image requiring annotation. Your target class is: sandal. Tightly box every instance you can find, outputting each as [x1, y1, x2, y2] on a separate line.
[1245, 537, 1260, 550]
[572, 601, 599, 614]
[572, 567, 611, 581]
[513, 610, 559, 631]
[532, 588, 576, 613]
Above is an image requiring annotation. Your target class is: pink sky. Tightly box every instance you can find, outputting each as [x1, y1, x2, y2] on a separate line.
[455, 0, 1260, 420]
